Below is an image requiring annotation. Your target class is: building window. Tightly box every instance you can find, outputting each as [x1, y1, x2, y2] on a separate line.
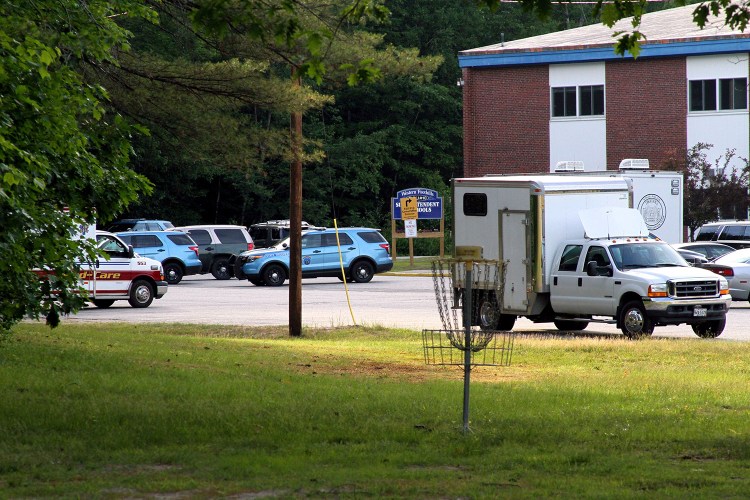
[719, 78, 747, 110]
[551, 87, 576, 117]
[689, 79, 717, 111]
[551, 85, 604, 117]
[579, 85, 604, 116]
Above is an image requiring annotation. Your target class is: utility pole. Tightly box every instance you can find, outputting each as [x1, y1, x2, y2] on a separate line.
[289, 68, 303, 337]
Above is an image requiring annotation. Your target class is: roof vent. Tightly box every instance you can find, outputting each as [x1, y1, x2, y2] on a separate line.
[554, 160, 584, 172]
[619, 158, 650, 170]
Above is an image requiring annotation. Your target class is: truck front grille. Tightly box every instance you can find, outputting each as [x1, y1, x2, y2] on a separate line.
[668, 280, 719, 298]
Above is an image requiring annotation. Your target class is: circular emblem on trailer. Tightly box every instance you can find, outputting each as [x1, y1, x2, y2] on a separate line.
[638, 194, 667, 230]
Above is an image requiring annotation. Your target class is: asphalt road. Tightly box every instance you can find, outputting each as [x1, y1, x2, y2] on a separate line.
[59, 272, 750, 341]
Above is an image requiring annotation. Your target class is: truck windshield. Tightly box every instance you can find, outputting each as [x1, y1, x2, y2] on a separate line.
[609, 242, 687, 270]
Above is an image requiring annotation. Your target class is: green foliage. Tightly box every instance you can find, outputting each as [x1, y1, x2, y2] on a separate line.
[662, 143, 750, 238]
[0, 1, 154, 331]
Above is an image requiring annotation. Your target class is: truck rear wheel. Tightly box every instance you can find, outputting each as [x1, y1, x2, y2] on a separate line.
[691, 319, 726, 338]
[92, 299, 115, 309]
[554, 320, 589, 331]
[477, 297, 516, 331]
[619, 300, 654, 339]
[129, 280, 155, 308]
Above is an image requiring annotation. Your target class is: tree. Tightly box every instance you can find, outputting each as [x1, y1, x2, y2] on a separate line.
[663, 144, 750, 239]
[0, 1, 156, 332]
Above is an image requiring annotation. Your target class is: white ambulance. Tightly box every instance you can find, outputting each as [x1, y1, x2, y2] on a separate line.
[82, 231, 168, 308]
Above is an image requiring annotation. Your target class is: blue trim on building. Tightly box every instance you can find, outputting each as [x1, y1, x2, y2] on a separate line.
[459, 38, 750, 68]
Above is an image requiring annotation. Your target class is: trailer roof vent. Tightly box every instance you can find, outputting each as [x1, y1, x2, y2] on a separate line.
[554, 160, 584, 172]
[619, 158, 650, 170]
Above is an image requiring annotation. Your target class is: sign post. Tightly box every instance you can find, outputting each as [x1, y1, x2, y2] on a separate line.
[391, 187, 444, 265]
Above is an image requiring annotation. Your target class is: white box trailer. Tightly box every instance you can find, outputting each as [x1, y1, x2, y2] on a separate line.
[453, 175, 633, 314]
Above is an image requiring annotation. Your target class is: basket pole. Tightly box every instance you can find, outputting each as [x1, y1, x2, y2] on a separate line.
[462, 261, 472, 433]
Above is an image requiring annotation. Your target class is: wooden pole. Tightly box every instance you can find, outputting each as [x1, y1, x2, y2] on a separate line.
[289, 69, 303, 337]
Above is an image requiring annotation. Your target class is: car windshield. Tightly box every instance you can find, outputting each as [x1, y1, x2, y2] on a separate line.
[609, 242, 688, 270]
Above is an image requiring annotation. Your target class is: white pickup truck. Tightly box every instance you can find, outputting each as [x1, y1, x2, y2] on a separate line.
[452, 175, 731, 338]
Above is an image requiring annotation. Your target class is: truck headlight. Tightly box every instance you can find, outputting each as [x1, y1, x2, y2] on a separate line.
[648, 283, 668, 298]
[720, 279, 730, 295]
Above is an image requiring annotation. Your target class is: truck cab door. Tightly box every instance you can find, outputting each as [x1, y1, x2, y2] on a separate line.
[551, 243, 616, 316]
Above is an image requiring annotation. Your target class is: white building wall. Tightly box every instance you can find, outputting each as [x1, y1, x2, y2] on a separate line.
[549, 62, 607, 172]
[686, 54, 749, 171]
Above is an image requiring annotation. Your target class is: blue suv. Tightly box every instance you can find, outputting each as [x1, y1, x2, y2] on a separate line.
[116, 231, 202, 285]
[236, 227, 393, 286]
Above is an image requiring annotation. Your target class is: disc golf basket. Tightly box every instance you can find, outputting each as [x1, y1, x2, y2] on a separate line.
[422, 256, 515, 432]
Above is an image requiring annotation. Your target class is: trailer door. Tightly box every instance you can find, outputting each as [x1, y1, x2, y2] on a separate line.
[500, 210, 529, 312]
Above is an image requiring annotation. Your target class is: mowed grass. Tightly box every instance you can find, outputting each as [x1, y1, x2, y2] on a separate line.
[2, 323, 750, 498]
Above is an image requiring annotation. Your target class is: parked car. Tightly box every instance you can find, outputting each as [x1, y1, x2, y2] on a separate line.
[249, 219, 314, 249]
[694, 221, 750, 249]
[106, 219, 174, 232]
[174, 225, 254, 280]
[115, 231, 202, 285]
[702, 248, 750, 302]
[672, 242, 736, 261]
[235, 227, 393, 286]
[675, 248, 709, 266]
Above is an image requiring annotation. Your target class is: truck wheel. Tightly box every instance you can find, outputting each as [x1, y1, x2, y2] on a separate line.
[163, 263, 183, 285]
[262, 264, 286, 287]
[691, 319, 726, 338]
[554, 320, 589, 331]
[92, 299, 115, 309]
[619, 300, 654, 339]
[477, 297, 499, 330]
[350, 260, 374, 283]
[129, 280, 155, 308]
[211, 258, 232, 280]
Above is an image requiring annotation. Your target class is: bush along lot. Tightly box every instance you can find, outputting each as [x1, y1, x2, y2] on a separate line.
[3, 323, 750, 497]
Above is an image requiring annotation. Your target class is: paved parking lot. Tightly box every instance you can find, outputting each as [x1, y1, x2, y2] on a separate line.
[62, 274, 750, 341]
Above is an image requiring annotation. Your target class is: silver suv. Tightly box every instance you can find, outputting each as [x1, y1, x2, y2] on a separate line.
[174, 225, 254, 279]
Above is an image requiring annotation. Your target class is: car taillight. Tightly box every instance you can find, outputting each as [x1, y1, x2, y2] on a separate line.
[380, 243, 390, 253]
[189, 245, 199, 257]
[247, 243, 254, 251]
[704, 265, 734, 277]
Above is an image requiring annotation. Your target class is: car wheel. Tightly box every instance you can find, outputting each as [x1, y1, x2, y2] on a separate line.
[350, 260, 374, 283]
[262, 264, 286, 287]
[128, 279, 154, 308]
[691, 319, 726, 338]
[211, 258, 232, 280]
[554, 320, 589, 331]
[92, 299, 115, 308]
[619, 300, 654, 339]
[249, 277, 265, 286]
[163, 263, 183, 285]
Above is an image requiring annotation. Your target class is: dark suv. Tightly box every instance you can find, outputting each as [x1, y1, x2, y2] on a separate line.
[174, 225, 254, 279]
[695, 221, 750, 249]
[248, 220, 313, 249]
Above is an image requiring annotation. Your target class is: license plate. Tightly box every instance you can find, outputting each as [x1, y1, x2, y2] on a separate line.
[694, 306, 707, 317]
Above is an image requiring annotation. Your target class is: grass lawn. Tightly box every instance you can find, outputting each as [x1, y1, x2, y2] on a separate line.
[2, 323, 750, 498]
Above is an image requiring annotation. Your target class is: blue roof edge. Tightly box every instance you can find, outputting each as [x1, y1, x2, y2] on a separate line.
[458, 38, 750, 68]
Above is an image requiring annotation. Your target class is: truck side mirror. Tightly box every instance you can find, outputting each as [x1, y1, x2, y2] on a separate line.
[587, 261, 612, 277]
[586, 261, 598, 276]
[128, 245, 135, 258]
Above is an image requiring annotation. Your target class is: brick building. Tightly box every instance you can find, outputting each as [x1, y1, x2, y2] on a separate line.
[459, 5, 750, 176]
